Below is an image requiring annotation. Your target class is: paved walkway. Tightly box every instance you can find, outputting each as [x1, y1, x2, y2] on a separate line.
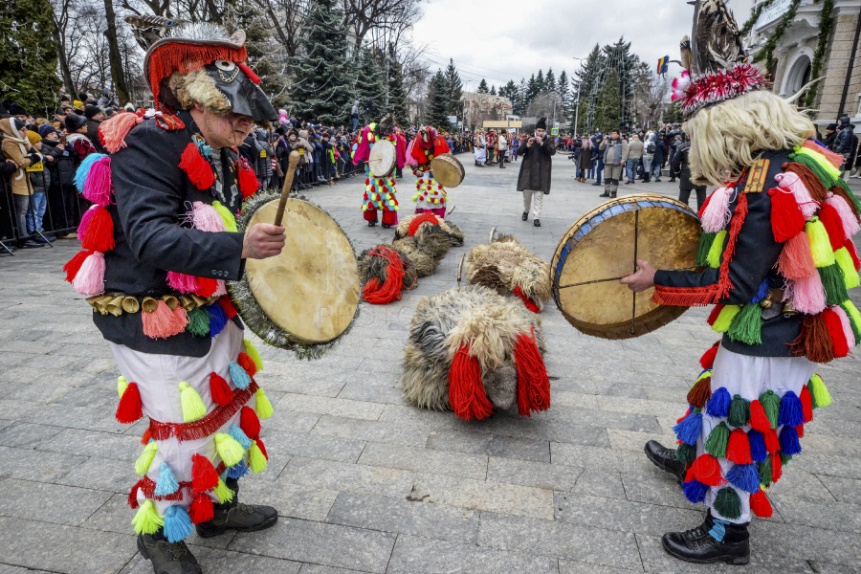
[1, 154, 860, 574]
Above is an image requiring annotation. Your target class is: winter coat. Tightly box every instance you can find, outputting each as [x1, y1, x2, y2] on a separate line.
[1, 118, 40, 196]
[600, 138, 629, 166]
[87, 119, 107, 153]
[516, 136, 556, 193]
[653, 139, 666, 164]
[42, 138, 79, 187]
[577, 138, 593, 171]
[670, 141, 701, 191]
[627, 139, 644, 160]
[824, 131, 838, 151]
[836, 126, 858, 158]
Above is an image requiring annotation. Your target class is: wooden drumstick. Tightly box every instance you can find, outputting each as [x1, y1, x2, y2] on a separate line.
[274, 151, 301, 226]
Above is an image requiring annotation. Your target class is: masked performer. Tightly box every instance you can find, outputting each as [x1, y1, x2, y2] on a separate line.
[63, 24, 285, 574]
[622, 1, 861, 565]
[407, 125, 451, 217]
[353, 116, 403, 228]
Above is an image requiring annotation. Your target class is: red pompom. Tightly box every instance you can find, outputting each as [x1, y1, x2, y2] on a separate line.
[189, 492, 214, 524]
[818, 203, 847, 251]
[237, 163, 260, 199]
[218, 296, 238, 319]
[845, 237, 861, 271]
[256, 437, 268, 460]
[210, 372, 233, 407]
[796, 424, 805, 439]
[768, 187, 806, 242]
[824, 307, 850, 358]
[699, 342, 719, 369]
[179, 142, 216, 190]
[240, 406, 261, 438]
[128, 480, 142, 509]
[690, 454, 722, 486]
[115, 382, 143, 424]
[749, 399, 772, 433]
[191, 454, 219, 494]
[513, 329, 551, 416]
[764, 428, 780, 454]
[196, 277, 218, 298]
[237, 352, 257, 377]
[63, 249, 92, 283]
[81, 206, 116, 252]
[749, 489, 773, 518]
[799, 385, 814, 423]
[771, 452, 783, 483]
[726, 428, 752, 464]
[448, 343, 494, 421]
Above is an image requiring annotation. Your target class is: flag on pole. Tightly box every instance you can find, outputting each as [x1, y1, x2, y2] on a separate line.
[657, 56, 669, 75]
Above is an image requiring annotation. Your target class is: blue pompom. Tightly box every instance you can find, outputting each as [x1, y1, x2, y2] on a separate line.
[228, 423, 252, 449]
[154, 462, 179, 496]
[227, 459, 249, 480]
[778, 391, 805, 427]
[73, 153, 107, 193]
[748, 430, 768, 463]
[750, 279, 770, 304]
[706, 387, 732, 418]
[673, 411, 703, 446]
[206, 303, 228, 337]
[683, 479, 710, 503]
[164, 505, 194, 543]
[779, 425, 802, 456]
[726, 463, 761, 493]
[229, 361, 252, 390]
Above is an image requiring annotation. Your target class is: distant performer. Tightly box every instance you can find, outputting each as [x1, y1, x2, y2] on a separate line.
[517, 117, 556, 227]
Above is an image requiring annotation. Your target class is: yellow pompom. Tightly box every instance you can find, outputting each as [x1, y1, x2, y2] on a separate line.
[248, 440, 268, 474]
[131, 499, 164, 535]
[135, 441, 159, 476]
[178, 382, 207, 422]
[835, 247, 861, 289]
[212, 201, 238, 232]
[213, 478, 235, 504]
[806, 218, 836, 268]
[244, 339, 264, 372]
[215, 432, 245, 467]
[255, 388, 274, 419]
[712, 305, 741, 333]
[707, 230, 727, 269]
[117, 375, 128, 398]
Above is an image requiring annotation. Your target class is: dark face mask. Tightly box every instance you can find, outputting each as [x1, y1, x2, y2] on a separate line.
[204, 60, 277, 123]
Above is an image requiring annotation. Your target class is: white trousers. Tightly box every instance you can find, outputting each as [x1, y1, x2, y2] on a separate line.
[522, 190, 544, 219]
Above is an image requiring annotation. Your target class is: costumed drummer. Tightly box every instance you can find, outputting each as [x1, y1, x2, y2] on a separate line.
[622, 1, 861, 565]
[353, 116, 404, 228]
[407, 125, 451, 217]
[63, 23, 285, 574]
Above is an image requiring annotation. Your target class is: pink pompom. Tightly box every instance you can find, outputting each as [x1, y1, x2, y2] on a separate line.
[100, 112, 143, 154]
[77, 205, 98, 238]
[826, 193, 861, 239]
[405, 138, 419, 168]
[83, 157, 113, 207]
[832, 305, 856, 350]
[167, 271, 200, 294]
[142, 300, 187, 339]
[72, 251, 106, 296]
[213, 280, 227, 297]
[700, 186, 734, 233]
[774, 171, 818, 220]
[786, 273, 827, 315]
[192, 202, 225, 232]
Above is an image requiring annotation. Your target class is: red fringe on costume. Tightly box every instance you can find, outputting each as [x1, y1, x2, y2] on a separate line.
[407, 212, 440, 236]
[148, 381, 258, 441]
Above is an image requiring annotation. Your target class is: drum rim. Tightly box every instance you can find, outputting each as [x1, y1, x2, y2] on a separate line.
[431, 154, 465, 186]
[369, 139, 396, 177]
[227, 191, 361, 358]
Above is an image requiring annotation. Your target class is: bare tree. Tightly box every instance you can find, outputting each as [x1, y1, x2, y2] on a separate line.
[104, 0, 130, 103]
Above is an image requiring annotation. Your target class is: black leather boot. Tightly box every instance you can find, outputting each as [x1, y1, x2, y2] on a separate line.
[138, 532, 202, 574]
[662, 513, 750, 565]
[521, 212, 528, 221]
[599, 190, 611, 197]
[644, 440, 686, 482]
[195, 479, 278, 538]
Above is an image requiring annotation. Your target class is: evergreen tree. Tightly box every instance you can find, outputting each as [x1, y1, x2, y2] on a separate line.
[387, 57, 409, 124]
[574, 43, 607, 132]
[0, 0, 60, 116]
[535, 69, 545, 93]
[501, 80, 517, 101]
[603, 37, 639, 130]
[289, 0, 354, 124]
[444, 58, 463, 117]
[489, 85, 496, 96]
[525, 74, 539, 105]
[355, 47, 387, 122]
[558, 71, 570, 104]
[545, 68, 556, 94]
[595, 69, 621, 132]
[426, 69, 451, 129]
[477, 78, 489, 94]
[515, 78, 528, 115]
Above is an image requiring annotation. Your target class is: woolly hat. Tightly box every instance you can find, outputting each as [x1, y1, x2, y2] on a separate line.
[64, 113, 87, 132]
[25, 130, 42, 145]
[536, 118, 547, 130]
[38, 124, 59, 138]
[826, 123, 838, 131]
[8, 103, 28, 117]
[85, 105, 103, 119]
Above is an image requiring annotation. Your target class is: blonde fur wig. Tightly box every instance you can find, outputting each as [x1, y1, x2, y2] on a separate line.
[685, 90, 815, 187]
[168, 68, 232, 115]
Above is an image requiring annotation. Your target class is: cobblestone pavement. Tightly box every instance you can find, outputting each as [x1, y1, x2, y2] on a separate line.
[1, 154, 860, 574]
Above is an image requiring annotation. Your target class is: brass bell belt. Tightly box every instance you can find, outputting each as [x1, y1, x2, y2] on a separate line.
[87, 293, 221, 317]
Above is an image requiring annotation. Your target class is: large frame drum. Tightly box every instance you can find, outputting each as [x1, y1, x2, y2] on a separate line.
[431, 154, 465, 188]
[368, 139, 396, 177]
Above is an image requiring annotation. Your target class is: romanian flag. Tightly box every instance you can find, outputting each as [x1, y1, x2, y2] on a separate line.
[657, 56, 669, 75]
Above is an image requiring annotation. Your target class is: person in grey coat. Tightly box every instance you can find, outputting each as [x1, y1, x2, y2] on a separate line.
[517, 117, 556, 227]
[599, 129, 629, 198]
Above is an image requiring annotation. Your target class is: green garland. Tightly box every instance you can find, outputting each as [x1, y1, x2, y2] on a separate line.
[741, 0, 778, 36]
[753, 0, 803, 76]
[804, 0, 836, 108]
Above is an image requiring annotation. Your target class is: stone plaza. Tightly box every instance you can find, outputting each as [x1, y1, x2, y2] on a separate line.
[1, 154, 860, 574]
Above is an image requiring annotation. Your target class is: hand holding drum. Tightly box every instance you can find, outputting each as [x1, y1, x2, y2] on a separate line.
[242, 150, 301, 260]
[620, 259, 657, 293]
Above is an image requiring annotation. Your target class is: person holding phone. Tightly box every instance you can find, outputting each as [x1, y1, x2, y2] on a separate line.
[516, 117, 556, 227]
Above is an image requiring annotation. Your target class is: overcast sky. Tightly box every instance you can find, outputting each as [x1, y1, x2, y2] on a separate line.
[411, 0, 754, 91]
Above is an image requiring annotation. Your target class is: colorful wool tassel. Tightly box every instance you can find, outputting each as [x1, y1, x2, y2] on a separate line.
[209, 372, 233, 407]
[826, 193, 861, 238]
[802, 139, 845, 168]
[154, 462, 180, 496]
[117, 375, 128, 397]
[215, 432, 245, 467]
[448, 343, 494, 421]
[178, 382, 207, 422]
[748, 429, 768, 463]
[806, 218, 836, 268]
[700, 185, 734, 233]
[775, 168, 822, 218]
[237, 163, 260, 198]
[513, 330, 551, 416]
[807, 376, 831, 412]
[713, 488, 742, 520]
[164, 505, 194, 543]
[835, 248, 861, 289]
[82, 156, 113, 207]
[726, 463, 760, 493]
[63, 249, 92, 283]
[166, 271, 200, 294]
[206, 303, 228, 337]
[244, 339, 264, 372]
[777, 232, 817, 280]
[799, 385, 814, 423]
[844, 238, 861, 270]
[676, 443, 697, 464]
[189, 492, 214, 524]
[227, 460, 249, 480]
[791, 314, 835, 363]
[749, 399, 772, 433]
[195, 276, 217, 298]
[712, 305, 741, 333]
[696, 232, 717, 266]
[759, 391, 780, 429]
[706, 387, 732, 418]
[778, 391, 804, 427]
[727, 304, 762, 346]
[179, 142, 216, 190]
[115, 381, 143, 424]
[779, 425, 802, 456]
[127, 480, 142, 509]
[700, 344, 719, 369]
[142, 300, 187, 339]
[191, 453, 219, 494]
[819, 203, 848, 250]
[72, 251, 106, 296]
[74, 152, 106, 193]
[726, 428, 752, 464]
[237, 352, 257, 377]
[841, 301, 861, 344]
[749, 489, 773, 518]
[706, 230, 727, 268]
[186, 307, 211, 337]
[192, 201, 225, 232]
[759, 457, 773, 486]
[689, 454, 722, 487]
[683, 479, 710, 504]
[772, 452, 785, 482]
[819, 264, 849, 307]
[77, 205, 97, 239]
[687, 373, 712, 409]
[131, 499, 163, 535]
[786, 272, 827, 315]
[211, 201, 238, 232]
[135, 440, 159, 476]
[673, 411, 702, 446]
[213, 478, 235, 504]
[704, 422, 730, 458]
[228, 361, 252, 390]
[764, 428, 780, 455]
[228, 423, 252, 449]
[768, 187, 806, 241]
[255, 388, 273, 419]
[727, 395, 751, 428]
[80, 206, 115, 253]
[100, 111, 143, 154]
[824, 307, 851, 358]
[248, 440, 268, 473]
[240, 406, 261, 438]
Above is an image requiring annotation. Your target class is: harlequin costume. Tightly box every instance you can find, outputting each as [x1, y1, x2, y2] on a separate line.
[640, 1, 861, 565]
[353, 116, 404, 228]
[62, 24, 279, 574]
[406, 125, 451, 217]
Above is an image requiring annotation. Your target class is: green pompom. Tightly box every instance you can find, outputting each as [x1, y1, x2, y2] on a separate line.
[759, 458, 773, 487]
[818, 264, 849, 307]
[713, 487, 742, 520]
[727, 304, 763, 346]
[759, 390, 780, 429]
[727, 395, 751, 428]
[186, 307, 211, 337]
[841, 301, 861, 345]
[676, 442, 697, 464]
[712, 305, 742, 333]
[704, 422, 730, 458]
[696, 232, 717, 267]
[781, 453, 793, 466]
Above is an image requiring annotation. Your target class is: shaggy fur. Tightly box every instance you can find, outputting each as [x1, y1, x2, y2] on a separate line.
[393, 236, 440, 277]
[395, 214, 465, 246]
[400, 285, 543, 412]
[358, 243, 418, 290]
[169, 69, 232, 115]
[464, 236, 552, 310]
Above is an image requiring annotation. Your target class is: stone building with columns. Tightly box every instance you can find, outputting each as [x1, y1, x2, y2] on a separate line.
[748, 0, 861, 125]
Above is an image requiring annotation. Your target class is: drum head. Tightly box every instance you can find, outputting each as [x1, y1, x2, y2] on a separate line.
[368, 139, 396, 177]
[431, 154, 465, 188]
[552, 194, 701, 339]
[234, 197, 360, 348]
